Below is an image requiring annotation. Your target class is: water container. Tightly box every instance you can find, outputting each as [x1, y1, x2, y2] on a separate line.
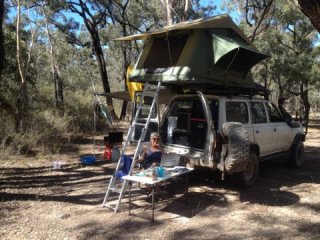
[111, 146, 120, 161]
[104, 144, 112, 160]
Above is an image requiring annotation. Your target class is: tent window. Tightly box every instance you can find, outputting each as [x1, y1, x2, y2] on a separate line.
[143, 35, 188, 73]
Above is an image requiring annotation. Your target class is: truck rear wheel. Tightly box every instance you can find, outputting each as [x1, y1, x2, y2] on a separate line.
[234, 152, 259, 187]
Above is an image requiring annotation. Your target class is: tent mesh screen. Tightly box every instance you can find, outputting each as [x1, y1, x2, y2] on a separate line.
[143, 35, 188, 73]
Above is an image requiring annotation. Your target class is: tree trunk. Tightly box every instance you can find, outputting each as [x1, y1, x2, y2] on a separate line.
[166, 0, 173, 25]
[300, 82, 310, 135]
[119, 64, 128, 120]
[0, 0, 4, 79]
[54, 65, 64, 116]
[183, 0, 189, 21]
[70, 0, 118, 121]
[120, 23, 129, 120]
[43, 5, 64, 116]
[90, 26, 118, 121]
[298, 0, 320, 33]
[16, 0, 28, 132]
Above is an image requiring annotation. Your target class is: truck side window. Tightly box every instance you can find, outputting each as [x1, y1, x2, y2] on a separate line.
[226, 101, 248, 124]
[266, 102, 284, 122]
[251, 102, 267, 124]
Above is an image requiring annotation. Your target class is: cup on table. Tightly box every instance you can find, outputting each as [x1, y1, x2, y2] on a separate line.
[157, 166, 164, 178]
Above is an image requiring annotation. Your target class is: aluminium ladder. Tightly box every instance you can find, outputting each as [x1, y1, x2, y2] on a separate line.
[102, 81, 162, 212]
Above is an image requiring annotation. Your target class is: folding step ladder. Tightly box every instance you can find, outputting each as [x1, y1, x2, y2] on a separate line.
[102, 81, 162, 212]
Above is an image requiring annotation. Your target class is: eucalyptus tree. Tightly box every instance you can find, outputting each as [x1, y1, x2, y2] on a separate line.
[0, 1, 5, 79]
[241, 0, 320, 33]
[294, 0, 320, 33]
[40, 3, 66, 116]
[226, 0, 319, 133]
[47, 0, 119, 120]
[16, 0, 28, 132]
[3, 0, 41, 132]
[0, 0, 40, 141]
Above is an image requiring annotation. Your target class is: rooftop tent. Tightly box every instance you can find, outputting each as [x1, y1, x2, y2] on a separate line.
[115, 14, 268, 89]
[212, 32, 267, 75]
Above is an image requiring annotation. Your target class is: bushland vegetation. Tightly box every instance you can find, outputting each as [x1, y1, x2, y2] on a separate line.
[1, 0, 319, 156]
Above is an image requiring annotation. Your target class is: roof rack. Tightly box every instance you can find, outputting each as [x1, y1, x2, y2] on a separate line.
[167, 83, 270, 100]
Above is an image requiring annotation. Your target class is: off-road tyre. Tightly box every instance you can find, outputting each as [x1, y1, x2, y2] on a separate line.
[234, 152, 259, 187]
[287, 140, 304, 168]
[222, 122, 250, 173]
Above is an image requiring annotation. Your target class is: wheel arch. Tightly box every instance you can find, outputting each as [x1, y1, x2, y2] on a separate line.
[250, 143, 260, 157]
[293, 133, 305, 144]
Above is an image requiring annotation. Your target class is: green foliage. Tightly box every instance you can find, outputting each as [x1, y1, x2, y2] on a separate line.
[5, 0, 319, 155]
[242, 1, 319, 96]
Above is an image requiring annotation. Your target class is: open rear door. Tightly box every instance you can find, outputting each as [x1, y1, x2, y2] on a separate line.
[197, 91, 216, 164]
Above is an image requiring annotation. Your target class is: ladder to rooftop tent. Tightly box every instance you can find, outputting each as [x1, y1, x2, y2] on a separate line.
[102, 81, 162, 213]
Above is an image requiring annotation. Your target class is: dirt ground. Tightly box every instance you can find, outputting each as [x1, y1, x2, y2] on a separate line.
[1, 118, 320, 240]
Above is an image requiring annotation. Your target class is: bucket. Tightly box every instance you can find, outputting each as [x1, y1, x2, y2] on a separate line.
[104, 144, 112, 160]
[81, 155, 96, 165]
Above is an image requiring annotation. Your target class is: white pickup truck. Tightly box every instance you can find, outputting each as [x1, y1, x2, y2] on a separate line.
[153, 91, 305, 187]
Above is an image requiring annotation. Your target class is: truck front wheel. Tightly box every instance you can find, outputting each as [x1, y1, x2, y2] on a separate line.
[287, 140, 304, 168]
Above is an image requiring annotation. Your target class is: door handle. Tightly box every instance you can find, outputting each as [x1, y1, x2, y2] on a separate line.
[256, 130, 260, 134]
[274, 128, 277, 132]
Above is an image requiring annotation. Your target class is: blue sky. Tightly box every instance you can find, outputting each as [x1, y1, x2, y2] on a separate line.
[7, 0, 238, 29]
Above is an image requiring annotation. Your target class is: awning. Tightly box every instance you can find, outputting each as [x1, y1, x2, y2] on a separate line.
[96, 89, 175, 105]
[96, 91, 131, 101]
[114, 14, 255, 48]
[212, 34, 268, 74]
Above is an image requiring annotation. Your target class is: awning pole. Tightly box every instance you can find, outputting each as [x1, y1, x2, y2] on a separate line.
[222, 47, 240, 86]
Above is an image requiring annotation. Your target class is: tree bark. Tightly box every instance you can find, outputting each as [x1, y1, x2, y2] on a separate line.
[54, 65, 64, 116]
[42, 5, 64, 116]
[300, 82, 310, 135]
[76, 0, 118, 121]
[297, 0, 320, 33]
[183, 0, 189, 21]
[120, 24, 129, 120]
[166, 0, 173, 25]
[89, 28, 117, 120]
[16, 0, 28, 132]
[0, 0, 4, 79]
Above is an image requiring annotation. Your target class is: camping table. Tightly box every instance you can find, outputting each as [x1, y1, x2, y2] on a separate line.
[122, 167, 193, 222]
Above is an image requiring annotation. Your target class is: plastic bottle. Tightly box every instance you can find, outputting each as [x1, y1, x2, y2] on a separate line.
[111, 146, 120, 161]
[152, 167, 157, 181]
